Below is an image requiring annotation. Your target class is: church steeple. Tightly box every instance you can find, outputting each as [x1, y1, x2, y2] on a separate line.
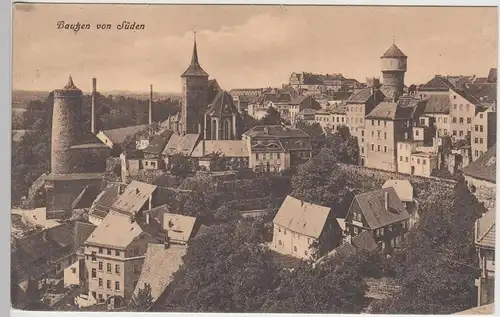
[181, 31, 209, 78]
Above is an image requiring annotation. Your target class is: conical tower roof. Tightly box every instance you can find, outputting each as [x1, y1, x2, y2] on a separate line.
[381, 44, 407, 58]
[64, 75, 79, 89]
[181, 33, 209, 77]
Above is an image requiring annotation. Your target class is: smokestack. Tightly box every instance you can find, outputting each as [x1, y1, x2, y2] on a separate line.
[149, 84, 153, 125]
[91, 77, 96, 134]
[384, 191, 389, 211]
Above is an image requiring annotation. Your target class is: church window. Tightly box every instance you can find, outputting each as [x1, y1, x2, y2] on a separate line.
[211, 119, 217, 140]
[223, 119, 231, 140]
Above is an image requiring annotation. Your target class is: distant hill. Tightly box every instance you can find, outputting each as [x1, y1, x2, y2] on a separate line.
[12, 90, 51, 108]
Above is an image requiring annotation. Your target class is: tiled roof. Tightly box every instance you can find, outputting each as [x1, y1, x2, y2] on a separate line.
[454, 303, 494, 315]
[72, 186, 101, 210]
[464, 83, 497, 104]
[191, 140, 249, 158]
[92, 183, 121, 209]
[382, 179, 414, 202]
[462, 144, 496, 183]
[163, 213, 198, 243]
[352, 187, 409, 229]
[273, 195, 333, 239]
[101, 125, 149, 145]
[162, 133, 201, 156]
[74, 221, 97, 251]
[331, 103, 347, 114]
[381, 44, 407, 58]
[475, 210, 495, 249]
[419, 75, 455, 91]
[351, 231, 378, 252]
[488, 68, 497, 82]
[243, 125, 310, 139]
[143, 132, 173, 155]
[366, 101, 416, 120]
[347, 87, 374, 103]
[132, 244, 187, 304]
[263, 92, 293, 104]
[110, 181, 157, 215]
[85, 211, 144, 248]
[205, 89, 239, 116]
[279, 138, 313, 151]
[423, 95, 450, 114]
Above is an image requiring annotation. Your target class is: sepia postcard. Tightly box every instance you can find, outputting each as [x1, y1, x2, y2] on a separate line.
[11, 3, 497, 314]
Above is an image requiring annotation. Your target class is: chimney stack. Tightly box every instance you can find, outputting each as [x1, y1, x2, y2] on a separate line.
[384, 191, 389, 211]
[149, 84, 153, 125]
[91, 77, 97, 134]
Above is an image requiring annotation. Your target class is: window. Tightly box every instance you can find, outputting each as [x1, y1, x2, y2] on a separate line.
[384, 132, 387, 139]
[91, 252, 96, 262]
[480, 125, 484, 132]
[371, 120, 375, 126]
[420, 118, 425, 125]
[459, 130, 464, 137]
[459, 117, 464, 124]
[480, 138, 484, 144]
[278, 240, 282, 246]
[475, 125, 479, 132]
[115, 282, 120, 291]
[107, 263, 112, 273]
[98, 248, 103, 254]
[452, 117, 457, 123]
[354, 227, 359, 235]
[415, 129, 419, 136]
[371, 131, 374, 137]
[475, 150, 479, 156]
[91, 268, 96, 279]
[444, 129, 448, 135]
[277, 153, 280, 159]
[400, 156, 403, 161]
[361, 130, 364, 137]
[377, 145, 381, 152]
[480, 113, 484, 119]
[98, 262, 103, 271]
[475, 137, 479, 144]
[405, 156, 408, 162]
[438, 117, 442, 123]
[417, 158, 420, 164]
[98, 278, 103, 287]
[453, 95, 457, 100]
[144, 161, 148, 166]
[371, 144, 374, 151]
[467, 118, 472, 124]
[107, 280, 111, 289]
[284, 230, 287, 235]
[444, 118, 448, 123]
[453, 130, 457, 136]
[384, 121, 387, 127]
[293, 246, 297, 252]
[98, 294, 103, 302]
[361, 147, 364, 154]
[115, 250, 120, 256]
[71, 267, 76, 274]
[423, 159, 427, 165]
[459, 104, 464, 111]
[384, 146, 387, 153]
[377, 131, 381, 138]
[256, 153, 259, 160]
[278, 226, 281, 233]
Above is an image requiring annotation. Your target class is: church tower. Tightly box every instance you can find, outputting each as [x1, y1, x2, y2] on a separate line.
[380, 42, 407, 99]
[180, 33, 209, 134]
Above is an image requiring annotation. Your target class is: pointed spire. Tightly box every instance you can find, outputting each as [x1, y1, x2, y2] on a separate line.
[64, 75, 78, 89]
[191, 30, 199, 65]
[392, 36, 395, 45]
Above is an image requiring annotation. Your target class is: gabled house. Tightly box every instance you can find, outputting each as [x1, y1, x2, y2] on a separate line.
[475, 210, 495, 306]
[271, 195, 343, 260]
[345, 187, 410, 253]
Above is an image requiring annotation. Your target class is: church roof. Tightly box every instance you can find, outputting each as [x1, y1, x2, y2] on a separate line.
[381, 43, 407, 58]
[205, 89, 239, 116]
[64, 75, 79, 90]
[181, 38, 209, 77]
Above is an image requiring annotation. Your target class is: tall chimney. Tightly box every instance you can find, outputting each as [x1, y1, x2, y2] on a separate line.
[384, 191, 389, 211]
[91, 77, 96, 134]
[149, 84, 153, 125]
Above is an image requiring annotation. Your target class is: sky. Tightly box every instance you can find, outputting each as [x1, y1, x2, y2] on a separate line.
[13, 4, 498, 93]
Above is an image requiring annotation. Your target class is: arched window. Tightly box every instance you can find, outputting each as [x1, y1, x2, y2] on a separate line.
[223, 119, 231, 140]
[211, 119, 217, 140]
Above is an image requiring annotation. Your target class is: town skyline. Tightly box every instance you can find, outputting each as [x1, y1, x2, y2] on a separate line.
[13, 4, 497, 92]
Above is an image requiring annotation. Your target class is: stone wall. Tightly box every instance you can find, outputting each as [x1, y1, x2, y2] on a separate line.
[464, 175, 496, 212]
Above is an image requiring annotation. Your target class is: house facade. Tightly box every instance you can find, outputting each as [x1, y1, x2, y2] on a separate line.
[474, 210, 495, 306]
[272, 195, 343, 260]
[345, 187, 410, 253]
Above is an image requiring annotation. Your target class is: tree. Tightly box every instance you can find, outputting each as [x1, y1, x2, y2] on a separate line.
[291, 148, 353, 217]
[208, 152, 228, 171]
[170, 154, 197, 178]
[131, 283, 154, 311]
[372, 180, 482, 314]
[325, 125, 359, 164]
[259, 107, 284, 126]
[295, 120, 326, 155]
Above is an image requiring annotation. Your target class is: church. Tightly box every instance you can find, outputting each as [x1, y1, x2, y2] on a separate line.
[168, 34, 243, 140]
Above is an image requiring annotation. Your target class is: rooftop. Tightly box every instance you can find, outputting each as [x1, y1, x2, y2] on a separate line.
[110, 180, 157, 215]
[163, 213, 198, 243]
[243, 125, 310, 139]
[85, 211, 144, 248]
[381, 43, 407, 58]
[462, 144, 496, 183]
[273, 195, 333, 239]
[191, 140, 249, 158]
[382, 179, 414, 202]
[475, 210, 495, 249]
[162, 133, 201, 156]
[100, 124, 149, 145]
[351, 187, 409, 229]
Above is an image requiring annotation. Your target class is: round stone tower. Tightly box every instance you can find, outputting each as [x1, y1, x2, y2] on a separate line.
[380, 42, 407, 97]
[51, 76, 83, 174]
